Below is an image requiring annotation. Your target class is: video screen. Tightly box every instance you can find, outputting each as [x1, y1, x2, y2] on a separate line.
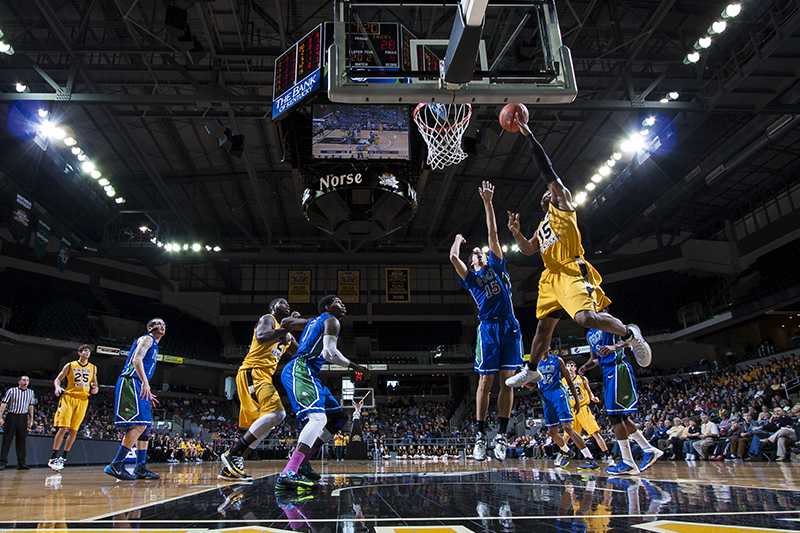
[312, 104, 410, 160]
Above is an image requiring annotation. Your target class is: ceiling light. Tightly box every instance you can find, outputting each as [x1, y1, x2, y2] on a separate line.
[591, 174, 602, 183]
[63, 137, 77, 147]
[157, 241, 164, 248]
[612, 152, 622, 161]
[586, 183, 596, 191]
[668, 92, 680, 100]
[573, 192, 588, 205]
[37, 108, 48, 118]
[642, 116, 656, 127]
[139, 225, 150, 233]
[659, 98, 669, 103]
[598, 165, 611, 177]
[698, 37, 712, 49]
[191, 243, 202, 252]
[0, 41, 13, 55]
[115, 197, 126, 204]
[686, 51, 701, 63]
[98, 178, 110, 186]
[15, 82, 27, 93]
[501, 244, 508, 253]
[81, 160, 96, 173]
[205, 245, 212, 251]
[711, 20, 727, 34]
[105, 188, 116, 197]
[182, 244, 189, 251]
[607, 159, 616, 168]
[640, 129, 650, 138]
[213, 246, 222, 252]
[150, 237, 157, 244]
[77, 153, 87, 161]
[71, 147, 82, 155]
[481, 246, 489, 253]
[90, 170, 101, 179]
[51, 127, 66, 140]
[511, 244, 520, 252]
[621, 135, 646, 154]
[723, 3, 742, 18]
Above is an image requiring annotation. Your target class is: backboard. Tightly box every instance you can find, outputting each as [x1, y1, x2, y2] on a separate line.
[327, 0, 577, 105]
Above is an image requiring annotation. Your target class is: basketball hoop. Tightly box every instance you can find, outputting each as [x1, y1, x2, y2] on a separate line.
[413, 102, 472, 170]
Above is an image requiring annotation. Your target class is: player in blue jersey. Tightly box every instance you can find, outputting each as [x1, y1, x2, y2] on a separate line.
[104, 318, 166, 481]
[580, 322, 663, 475]
[277, 295, 369, 490]
[536, 352, 598, 469]
[450, 181, 523, 461]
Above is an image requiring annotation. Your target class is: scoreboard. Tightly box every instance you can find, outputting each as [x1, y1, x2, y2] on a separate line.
[272, 24, 324, 120]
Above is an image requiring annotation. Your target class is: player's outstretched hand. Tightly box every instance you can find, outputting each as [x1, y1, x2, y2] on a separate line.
[290, 311, 301, 318]
[454, 233, 466, 246]
[350, 362, 370, 378]
[478, 180, 494, 202]
[515, 114, 531, 136]
[507, 211, 520, 234]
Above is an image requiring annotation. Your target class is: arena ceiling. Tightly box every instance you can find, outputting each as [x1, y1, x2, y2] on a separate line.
[1, 0, 799, 267]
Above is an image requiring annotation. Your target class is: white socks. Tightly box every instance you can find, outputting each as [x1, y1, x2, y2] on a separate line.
[630, 430, 656, 452]
[580, 447, 593, 459]
[619, 439, 636, 467]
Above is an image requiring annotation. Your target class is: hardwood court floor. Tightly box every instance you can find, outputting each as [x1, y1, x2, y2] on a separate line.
[1, 459, 800, 531]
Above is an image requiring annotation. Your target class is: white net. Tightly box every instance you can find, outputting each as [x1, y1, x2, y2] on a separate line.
[413, 102, 472, 170]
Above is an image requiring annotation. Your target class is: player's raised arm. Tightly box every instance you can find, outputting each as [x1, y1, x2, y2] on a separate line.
[478, 181, 502, 259]
[53, 362, 70, 396]
[516, 118, 574, 211]
[255, 314, 290, 343]
[323, 317, 369, 374]
[449, 234, 469, 279]
[507, 211, 539, 256]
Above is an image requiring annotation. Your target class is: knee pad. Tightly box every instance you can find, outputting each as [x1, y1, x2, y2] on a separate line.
[139, 427, 151, 441]
[325, 410, 347, 433]
[298, 412, 327, 447]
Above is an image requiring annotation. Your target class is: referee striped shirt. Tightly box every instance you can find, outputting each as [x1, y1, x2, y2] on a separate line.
[1, 387, 36, 414]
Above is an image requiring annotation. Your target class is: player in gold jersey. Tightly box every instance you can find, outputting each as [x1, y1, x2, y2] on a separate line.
[505, 115, 653, 389]
[48, 344, 98, 471]
[562, 360, 611, 463]
[219, 297, 306, 481]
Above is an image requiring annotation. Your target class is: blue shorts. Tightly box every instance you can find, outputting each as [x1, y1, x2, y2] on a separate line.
[281, 358, 342, 422]
[113, 376, 152, 426]
[474, 318, 523, 374]
[542, 389, 573, 427]
[602, 360, 638, 415]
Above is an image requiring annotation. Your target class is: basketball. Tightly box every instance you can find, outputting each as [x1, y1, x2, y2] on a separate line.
[499, 103, 529, 133]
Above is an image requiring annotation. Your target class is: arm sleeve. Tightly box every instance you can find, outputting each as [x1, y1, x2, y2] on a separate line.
[526, 134, 560, 183]
[322, 335, 351, 367]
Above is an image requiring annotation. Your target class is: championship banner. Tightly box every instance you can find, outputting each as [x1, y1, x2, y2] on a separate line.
[9, 193, 31, 244]
[385, 267, 410, 303]
[288, 270, 311, 304]
[33, 219, 50, 259]
[338, 270, 360, 303]
[56, 237, 71, 272]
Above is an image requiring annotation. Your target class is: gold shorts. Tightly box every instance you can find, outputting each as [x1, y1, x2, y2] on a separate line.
[572, 405, 601, 436]
[236, 367, 283, 429]
[536, 258, 612, 320]
[53, 394, 89, 431]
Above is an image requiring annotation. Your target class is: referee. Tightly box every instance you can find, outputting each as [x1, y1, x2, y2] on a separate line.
[0, 375, 36, 470]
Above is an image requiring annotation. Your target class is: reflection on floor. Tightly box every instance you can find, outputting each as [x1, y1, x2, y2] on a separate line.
[1, 459, 800, 532]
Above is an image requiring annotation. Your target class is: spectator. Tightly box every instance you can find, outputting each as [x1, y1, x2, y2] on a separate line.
[692, 413, 719, 460]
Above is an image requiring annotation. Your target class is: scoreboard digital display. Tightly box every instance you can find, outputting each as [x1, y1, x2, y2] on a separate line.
[272, 24, 324, 120]
[345, 22, 399, 69]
